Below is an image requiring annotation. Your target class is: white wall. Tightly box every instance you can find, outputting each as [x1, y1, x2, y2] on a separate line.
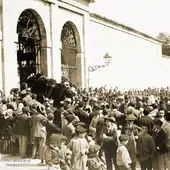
[2, 0, 52, 94]
[1, 0, 89, 94]
[87, 16, 164, 90]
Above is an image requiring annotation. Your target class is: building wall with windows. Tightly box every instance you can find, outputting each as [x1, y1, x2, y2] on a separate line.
[0, 0, 90, 94]
[0, 0, 168, 94]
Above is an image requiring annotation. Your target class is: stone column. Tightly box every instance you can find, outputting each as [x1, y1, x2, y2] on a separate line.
[50, 3, 62, 82]
[82, 12, 90, 88]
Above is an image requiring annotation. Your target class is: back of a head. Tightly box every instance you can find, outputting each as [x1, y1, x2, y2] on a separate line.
[78, 101, 84, 108]
[47, 113, 54, 121]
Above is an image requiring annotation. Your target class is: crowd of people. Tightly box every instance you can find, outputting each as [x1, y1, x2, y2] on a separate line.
[0, 83, 170, 170]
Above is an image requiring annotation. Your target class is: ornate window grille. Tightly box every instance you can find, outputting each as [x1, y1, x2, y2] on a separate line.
[61, 22, 76, 48]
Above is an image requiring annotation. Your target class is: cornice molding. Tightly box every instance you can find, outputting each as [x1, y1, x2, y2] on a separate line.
[41, 0, 56, 4]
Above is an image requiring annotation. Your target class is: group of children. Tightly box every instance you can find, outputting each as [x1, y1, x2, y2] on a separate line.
[45, 124, 136, 170]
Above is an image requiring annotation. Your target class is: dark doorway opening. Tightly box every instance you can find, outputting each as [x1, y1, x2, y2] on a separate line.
[17, 10, 41, 87]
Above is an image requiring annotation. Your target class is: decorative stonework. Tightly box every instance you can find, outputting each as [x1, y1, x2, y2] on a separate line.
[61, 22, 76, 48]
[17, 10, 40, 40]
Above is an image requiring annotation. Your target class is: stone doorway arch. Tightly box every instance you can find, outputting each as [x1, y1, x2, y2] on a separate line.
[61, 21, 82, 86]
[16, 9, 47, 88]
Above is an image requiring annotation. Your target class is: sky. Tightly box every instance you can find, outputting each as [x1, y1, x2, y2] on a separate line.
[89, 0, 170, 37]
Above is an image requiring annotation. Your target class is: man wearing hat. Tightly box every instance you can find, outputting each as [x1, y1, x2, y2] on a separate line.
[101, 116, 118, 170]
[68, 126, 89, 170]
[137, 126, 156, 170]
[13, 107, 30, 158]
[74, 101, 90, 127]
[152, 120, 167, 170]
[29, 104, 47, 165]
[89, 105, 104, 139]
[126, 114, 141, 140]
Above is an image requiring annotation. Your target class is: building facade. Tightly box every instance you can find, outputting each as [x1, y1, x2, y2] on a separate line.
[0, 0, 168, 94]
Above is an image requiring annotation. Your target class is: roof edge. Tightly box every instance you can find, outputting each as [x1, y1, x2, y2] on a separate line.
[90, 13, 162, 44]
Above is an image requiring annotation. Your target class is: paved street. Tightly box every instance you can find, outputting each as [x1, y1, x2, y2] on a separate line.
[0, 154, 47, 170]
[0, 154, 141, 170]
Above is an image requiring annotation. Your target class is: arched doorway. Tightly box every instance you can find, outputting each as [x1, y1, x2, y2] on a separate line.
[16, 9, 47, 87]
[61, 22, 82, 86]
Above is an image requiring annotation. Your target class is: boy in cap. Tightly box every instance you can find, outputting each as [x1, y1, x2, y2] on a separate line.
[45, 134, 62, 170]
[59, 135, 72, 170]
[87, 144, 106, 170]
[116, 134, 132, 170]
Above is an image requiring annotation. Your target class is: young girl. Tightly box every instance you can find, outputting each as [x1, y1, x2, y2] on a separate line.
[87, 144, 106, 170]
[68, 126, 89, 170]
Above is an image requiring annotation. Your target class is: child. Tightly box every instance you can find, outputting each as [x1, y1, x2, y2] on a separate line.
[123, 126, 136, 170]
[116, 134, 132, 170]
[68, 126, 89, 170]
[87, 144, 107, 170]
[59, 135, 72, 170]
[45, 134, 62, 170]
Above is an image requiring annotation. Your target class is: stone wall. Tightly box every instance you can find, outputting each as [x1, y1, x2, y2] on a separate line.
[87, 14, 163, 90]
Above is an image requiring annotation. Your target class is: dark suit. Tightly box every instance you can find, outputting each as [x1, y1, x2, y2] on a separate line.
[46, 121, 61, 140]
[152, 128, 167, 154]
[14, 113, 29, 158]
[101, 126, 118, 170]
[53, 107, 64, 128]
[74, 108, 90, 126]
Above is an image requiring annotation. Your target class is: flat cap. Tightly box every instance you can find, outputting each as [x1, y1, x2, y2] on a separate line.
[89, 145, 100, 154]
[119, 134, 129, 142]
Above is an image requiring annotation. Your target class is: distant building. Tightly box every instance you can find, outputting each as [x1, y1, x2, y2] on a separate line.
[0, 0, 168, 94]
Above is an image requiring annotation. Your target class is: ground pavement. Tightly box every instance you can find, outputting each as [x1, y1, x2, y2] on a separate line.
[0, 154, 141, 170]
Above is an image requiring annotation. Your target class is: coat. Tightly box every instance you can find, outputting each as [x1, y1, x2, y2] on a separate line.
[137, 133, 156, 162]
[29, 113, 47, 137]
[162, 122, 170, 151]
[152, 128, 168, 154]
[14, 113, 29, 136]
[45, 145, 61, 165]
[101, 126, 118, 155]
[87, 157, 107, 170]
[125, 136, 136, 163]
[74, 108, 90, 126]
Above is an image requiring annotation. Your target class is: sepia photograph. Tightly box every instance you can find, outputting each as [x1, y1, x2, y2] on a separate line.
[0, 0, 170, 170]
